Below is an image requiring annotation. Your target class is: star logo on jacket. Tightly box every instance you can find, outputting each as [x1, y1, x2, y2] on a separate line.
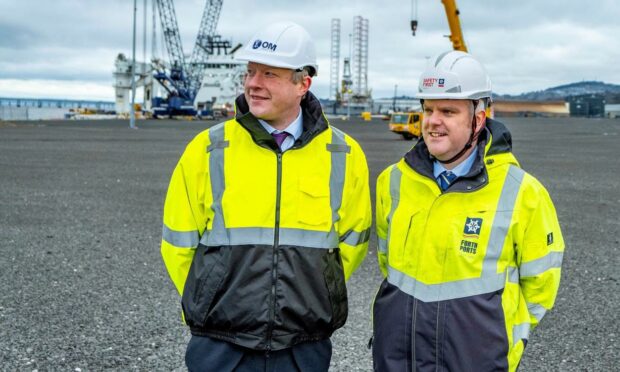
[463, 217, 483, 238]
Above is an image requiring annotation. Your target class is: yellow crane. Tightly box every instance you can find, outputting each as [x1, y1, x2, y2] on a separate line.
[411, 0, 468, 52]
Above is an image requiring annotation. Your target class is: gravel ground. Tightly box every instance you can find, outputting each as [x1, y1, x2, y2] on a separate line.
[0, 116, 618, 371]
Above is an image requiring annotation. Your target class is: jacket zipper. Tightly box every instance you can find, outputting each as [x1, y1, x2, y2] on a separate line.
[266, 151, 283, 350]
[411, 297, 417, 372]
[435, 302, 440, 371]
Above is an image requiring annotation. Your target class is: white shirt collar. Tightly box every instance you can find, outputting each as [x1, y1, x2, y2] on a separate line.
[258, 108, 303, 141]
[433, 146, 479, 179]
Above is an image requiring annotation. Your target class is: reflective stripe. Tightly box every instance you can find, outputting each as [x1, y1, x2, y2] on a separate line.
[385, 166, 402, 259]
[326, 143, 351, 153]
[512, 323, 530, 345]
[378, 237, 387, 254]
[199, 227, 339, 249]
[162, 224, 199, 248]
[386, 165, 525, 301]
[208, 122, 227, 241]
[527, 302, 547, 322]
[387, 266, 507, 303]
[341, 228, 371, 246]
[330, 127, 347, 226]
[482, 165, 525, 276]
[507, 266, 520, 284]
[281, 227, 339, 248]
[207, 140, 229, 152]
[520, 251, 563, 277]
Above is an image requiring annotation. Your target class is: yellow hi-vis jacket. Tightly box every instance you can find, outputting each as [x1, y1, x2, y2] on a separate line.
[372, 119, 564, 372]
[161, 92, 371, 351]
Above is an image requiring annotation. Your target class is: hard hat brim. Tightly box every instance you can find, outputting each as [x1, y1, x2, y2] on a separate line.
[414, 90, 492, 101]
[235, 49, 318, 76]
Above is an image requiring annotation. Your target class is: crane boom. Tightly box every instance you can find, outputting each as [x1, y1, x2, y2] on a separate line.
[411, 0, 467, 52]
[156, 0, 188, 95]
[441, 0, 467, 52]
[152, 0, 225, 117]
[188, 0, 224, 93]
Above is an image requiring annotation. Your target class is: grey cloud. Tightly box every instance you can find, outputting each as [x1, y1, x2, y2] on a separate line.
[0, 22, 43, 49]
[1, 0, 619, 99]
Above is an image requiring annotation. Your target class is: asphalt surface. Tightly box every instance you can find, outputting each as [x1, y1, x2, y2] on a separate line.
[0, 116, 618, 371]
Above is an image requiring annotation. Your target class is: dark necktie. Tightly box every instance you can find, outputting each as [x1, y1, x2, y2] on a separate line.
[272, 132, 289, 149]
[438, 170, 457, 191]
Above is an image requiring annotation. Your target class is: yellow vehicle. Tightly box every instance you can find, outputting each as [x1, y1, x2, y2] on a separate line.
[389, 112, 422, 140]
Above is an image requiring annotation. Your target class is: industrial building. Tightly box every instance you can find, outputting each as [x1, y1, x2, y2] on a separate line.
[0, 97, 114, 121]
[605, 104, 620, 118]
[492, 100, 569, 118]
[567, 94, 606, 117]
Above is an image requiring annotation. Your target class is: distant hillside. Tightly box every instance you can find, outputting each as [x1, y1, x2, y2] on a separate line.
[495, 81, 620, 103]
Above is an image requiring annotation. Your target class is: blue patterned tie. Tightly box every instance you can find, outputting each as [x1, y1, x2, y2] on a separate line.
[272, 132, 289, 149]
[438, 170, 457, 191]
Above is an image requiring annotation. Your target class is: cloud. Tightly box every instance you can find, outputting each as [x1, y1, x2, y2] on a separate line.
[0, 0, 619, 101]
[0, 79, 113, 101]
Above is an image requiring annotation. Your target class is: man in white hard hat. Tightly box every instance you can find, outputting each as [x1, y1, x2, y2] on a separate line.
[161, 21, 371, 371]
[371, 51, 564, 371]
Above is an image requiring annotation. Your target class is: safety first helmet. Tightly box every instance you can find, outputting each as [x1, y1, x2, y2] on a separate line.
[415, 51, 491, 101]
[236, 21, 318, 77]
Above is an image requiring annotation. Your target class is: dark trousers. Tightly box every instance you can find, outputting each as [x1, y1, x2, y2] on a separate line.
[185, 336, 332, 372]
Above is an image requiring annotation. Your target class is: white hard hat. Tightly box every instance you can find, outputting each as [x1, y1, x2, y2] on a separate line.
[415, 51, 491, 100]
[236, 21, 318, 76]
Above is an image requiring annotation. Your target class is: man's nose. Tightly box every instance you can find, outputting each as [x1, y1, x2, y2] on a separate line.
[244, 73, 262, 88]
[426, 111, 441, 125]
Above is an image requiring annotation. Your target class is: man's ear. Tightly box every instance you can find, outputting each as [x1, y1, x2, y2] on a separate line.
[475, 109, 486, 131]
[299, 76, 312, 97]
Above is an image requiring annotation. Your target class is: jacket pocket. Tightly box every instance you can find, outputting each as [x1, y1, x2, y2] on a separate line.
[322, 249, 348, 329]
[182, 245, 229, 328]
[297, 175, 331, 226]
[391, 209, 422, 269]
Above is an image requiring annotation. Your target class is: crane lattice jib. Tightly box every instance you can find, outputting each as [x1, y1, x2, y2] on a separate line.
[187, 0, 224, 98]
[156, 0, 188, 92]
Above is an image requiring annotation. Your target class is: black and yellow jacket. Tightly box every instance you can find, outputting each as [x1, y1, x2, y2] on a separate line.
[161, 92, 371, 351]
[372, 119, 564, 371]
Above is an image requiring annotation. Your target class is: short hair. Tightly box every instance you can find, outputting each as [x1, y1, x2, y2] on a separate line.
[291, 68, 310, 84]
[471, 99, 487, 115]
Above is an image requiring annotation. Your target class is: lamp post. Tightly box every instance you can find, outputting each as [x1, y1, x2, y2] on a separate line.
[392, 84, 398, 111]
[130, 0, 138, 129]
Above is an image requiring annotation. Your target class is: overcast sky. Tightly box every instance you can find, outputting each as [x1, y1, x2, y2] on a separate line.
[1, 0, 619, 101]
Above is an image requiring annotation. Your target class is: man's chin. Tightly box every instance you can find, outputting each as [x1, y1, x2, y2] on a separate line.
[428, 147, 452, 162]
[249, 109, 272, 121]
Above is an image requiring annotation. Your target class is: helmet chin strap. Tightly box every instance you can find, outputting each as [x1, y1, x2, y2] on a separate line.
[437, 100, 482, 165]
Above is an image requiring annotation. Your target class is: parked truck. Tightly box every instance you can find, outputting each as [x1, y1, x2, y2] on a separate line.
[388, 112, 422, 140]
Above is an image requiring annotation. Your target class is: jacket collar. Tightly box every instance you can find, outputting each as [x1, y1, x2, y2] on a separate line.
[234, 91, 329, 151]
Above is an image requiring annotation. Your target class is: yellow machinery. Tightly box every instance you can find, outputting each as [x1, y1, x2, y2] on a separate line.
[440, 0, 467, 52]
[388, 112, 422, 140]
[411, 0, 468, 52]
